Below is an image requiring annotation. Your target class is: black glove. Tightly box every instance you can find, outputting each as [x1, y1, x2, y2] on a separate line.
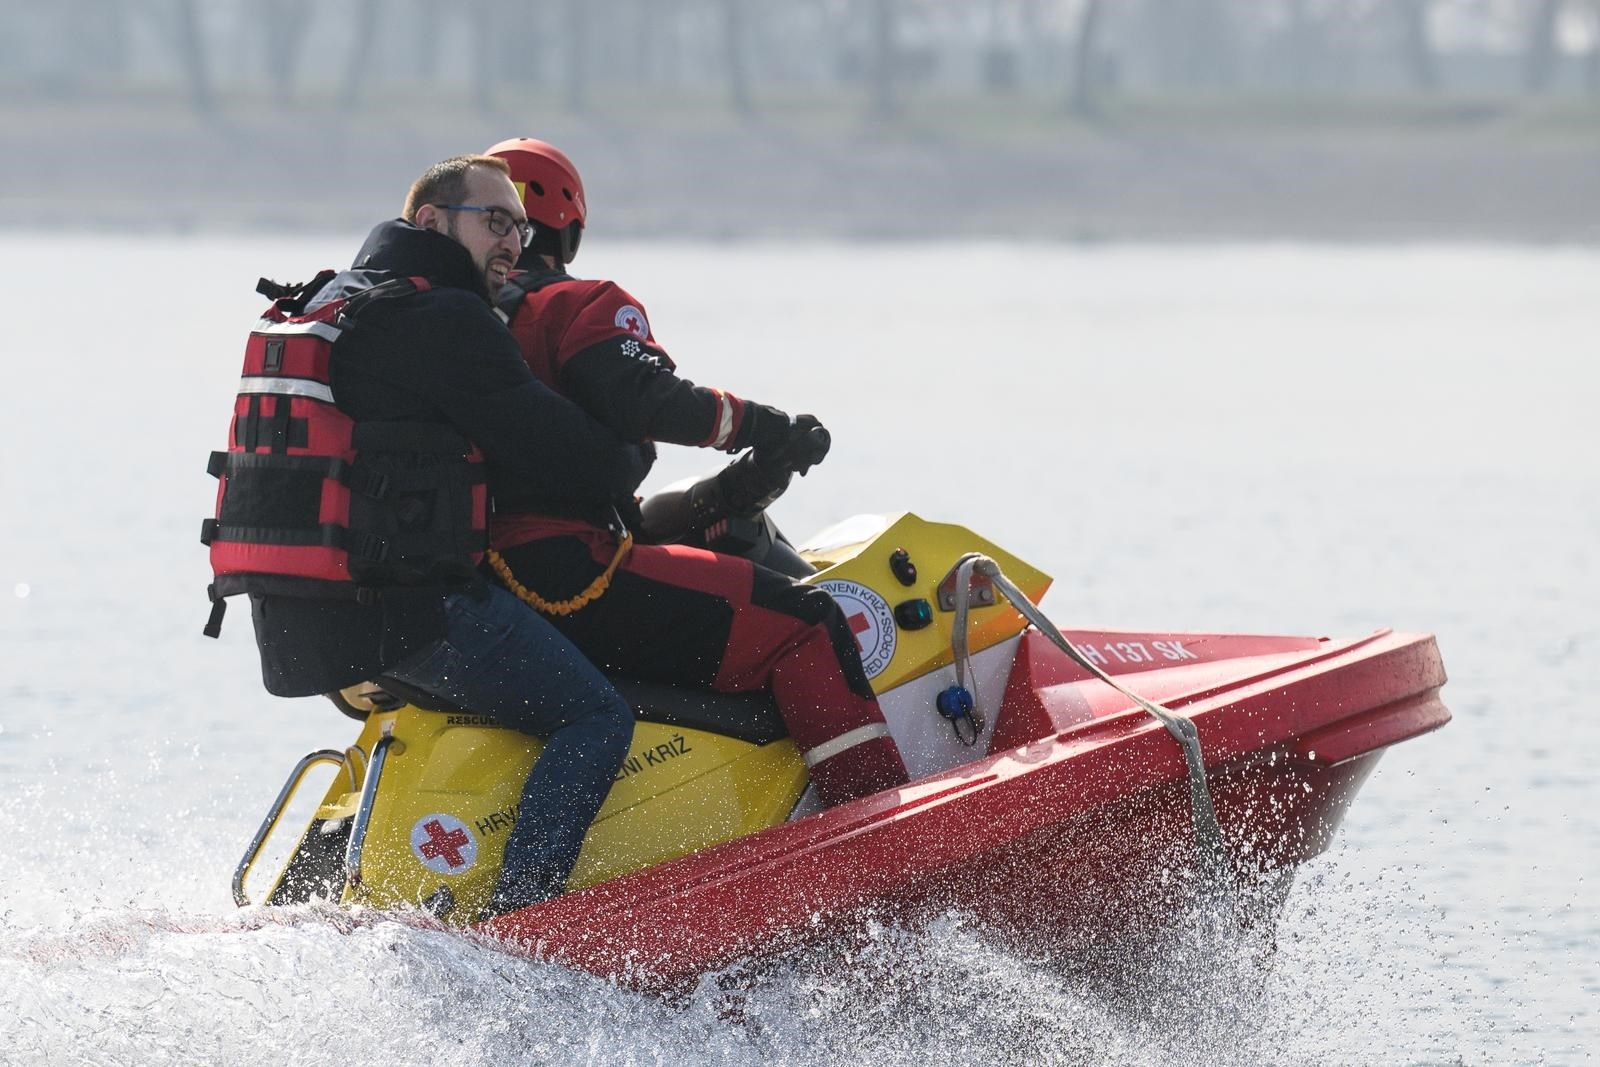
[745, 404, 793, 453]
[713, 453, 782, 516]
[752, 413, 831, 477]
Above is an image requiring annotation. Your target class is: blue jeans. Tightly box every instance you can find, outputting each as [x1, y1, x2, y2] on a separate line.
[385, 585, 633, 898]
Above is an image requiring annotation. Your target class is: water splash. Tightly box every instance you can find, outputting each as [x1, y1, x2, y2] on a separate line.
[0, 862, 1486, 1067]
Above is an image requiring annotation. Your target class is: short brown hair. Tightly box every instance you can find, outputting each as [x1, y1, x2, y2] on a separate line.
[402, 155, 511, 221]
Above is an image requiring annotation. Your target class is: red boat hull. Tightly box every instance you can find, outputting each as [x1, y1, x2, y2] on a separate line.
[480, 627, 1448, 988]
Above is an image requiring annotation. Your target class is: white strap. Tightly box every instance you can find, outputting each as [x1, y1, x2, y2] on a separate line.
[238, 376, 334, 403]
[709, 393, 736, 449]
[802, 723, 892, 768]
[254, 318, 342, 343]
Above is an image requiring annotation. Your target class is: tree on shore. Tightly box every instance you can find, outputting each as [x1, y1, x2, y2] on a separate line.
[339, 0, 381, 107]
[81, 0, 132, 85]
[1523, 0, 1563, 90]
[565, 0, 589, 113]
[1068, 0, 1107, 117]
[1589, 4, 1600, 94]
[169, 0, 215, 116]
[410, 0, 442, 82]
[1397, 0, 1441, 91]
[869, 0, 898, 118]
[472, 0, 496, 112]
[260, 0, 313, 108]
[1142, 0, 1236, 88]
[1277, 0, 1320, 90]
[722, 0, 754, 116]
[980, 0, 1018, 94]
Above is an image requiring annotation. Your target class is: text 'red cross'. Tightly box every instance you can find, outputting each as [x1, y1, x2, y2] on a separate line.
[418, 819, 470, 868]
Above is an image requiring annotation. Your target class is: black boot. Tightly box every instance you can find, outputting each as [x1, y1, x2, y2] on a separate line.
[481, 868, 560, 920]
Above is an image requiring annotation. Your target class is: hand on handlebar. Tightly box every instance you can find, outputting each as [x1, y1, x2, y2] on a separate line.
[752, 413, 831, 478]
[642, 413, 832, 540]
[715, 455, 785, 517]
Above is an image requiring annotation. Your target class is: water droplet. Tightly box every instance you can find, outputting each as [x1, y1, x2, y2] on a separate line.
[1306, 749, 1317, 761]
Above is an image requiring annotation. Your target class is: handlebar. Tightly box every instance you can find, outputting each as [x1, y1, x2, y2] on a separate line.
[637, 426, 830, 547]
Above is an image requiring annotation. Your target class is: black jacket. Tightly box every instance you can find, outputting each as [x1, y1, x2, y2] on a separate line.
[250, 220, 645, 697]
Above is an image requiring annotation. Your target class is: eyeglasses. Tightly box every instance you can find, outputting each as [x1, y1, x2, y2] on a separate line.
[432, 204, 534, 248]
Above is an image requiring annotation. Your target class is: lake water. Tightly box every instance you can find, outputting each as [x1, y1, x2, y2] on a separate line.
[1, 236, 1595, 1065]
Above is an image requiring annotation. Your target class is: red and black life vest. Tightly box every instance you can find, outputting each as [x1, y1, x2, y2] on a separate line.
[201, 274, 488, 636]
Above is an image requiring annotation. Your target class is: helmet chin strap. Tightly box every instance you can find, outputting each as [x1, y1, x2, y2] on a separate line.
[514, 247, 555, 272]
[515, 222, 581, 272]
[558, 221, 583, 266]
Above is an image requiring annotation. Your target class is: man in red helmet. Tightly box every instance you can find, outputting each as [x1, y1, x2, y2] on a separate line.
[479, 137, 909, 808]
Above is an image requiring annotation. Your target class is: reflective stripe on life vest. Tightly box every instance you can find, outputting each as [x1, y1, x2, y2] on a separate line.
[238, 376, 335, 403]
[252, 317, 344, 343]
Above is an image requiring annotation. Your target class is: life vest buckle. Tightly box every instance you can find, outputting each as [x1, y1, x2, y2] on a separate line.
[352, 533, 389, 562]
[357, 470, 391, 500]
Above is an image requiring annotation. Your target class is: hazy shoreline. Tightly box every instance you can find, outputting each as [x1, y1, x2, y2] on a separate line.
[7, 97, 1597, 243]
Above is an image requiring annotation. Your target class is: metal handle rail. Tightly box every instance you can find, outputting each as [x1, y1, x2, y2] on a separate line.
[344, 722, 398, 891]
[233, 748, 347, 907]
[948, 552, 1233, 899]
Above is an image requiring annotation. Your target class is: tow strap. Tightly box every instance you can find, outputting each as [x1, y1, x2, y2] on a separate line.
[946, 552, 1232, 895]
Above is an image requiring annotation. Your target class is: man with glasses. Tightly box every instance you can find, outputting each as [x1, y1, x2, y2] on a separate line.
[227, 155, 643, 915]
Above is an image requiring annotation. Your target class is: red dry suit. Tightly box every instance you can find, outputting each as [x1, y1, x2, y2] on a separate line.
[488, 268, 909, 806]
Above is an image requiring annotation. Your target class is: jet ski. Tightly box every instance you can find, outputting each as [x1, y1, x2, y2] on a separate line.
[234, 449, 1450, 990]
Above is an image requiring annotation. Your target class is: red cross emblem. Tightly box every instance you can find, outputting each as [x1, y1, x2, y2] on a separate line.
[614, 304, 649, 339]
[417, 818, 470, 868]
[819, 580, 897, 680]
[848, 611, 872, 650]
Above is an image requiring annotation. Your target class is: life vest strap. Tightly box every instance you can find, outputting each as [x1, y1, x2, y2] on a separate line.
[201, 519, 354, 550]
[203, 515, 481, 562]
[256, 269, 337, 307]
[208, 450, 399, 499]
[202, 573, 390, 636]
[203, 583, 227, 639]
[334, 276, 423, 326]
[232, 393, 310, 453]
[209, 573, 385, 603]
[495, 267, 573, 320]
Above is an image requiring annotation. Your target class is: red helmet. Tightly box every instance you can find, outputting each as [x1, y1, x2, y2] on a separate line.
[487, 137, 586, 263]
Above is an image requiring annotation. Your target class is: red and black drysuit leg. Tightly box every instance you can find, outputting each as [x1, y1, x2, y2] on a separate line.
[489, 522, 908, 806]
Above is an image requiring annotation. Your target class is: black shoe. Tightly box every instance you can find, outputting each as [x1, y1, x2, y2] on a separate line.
[420, 885, 456, 918]
[480, 871, 559, 920]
